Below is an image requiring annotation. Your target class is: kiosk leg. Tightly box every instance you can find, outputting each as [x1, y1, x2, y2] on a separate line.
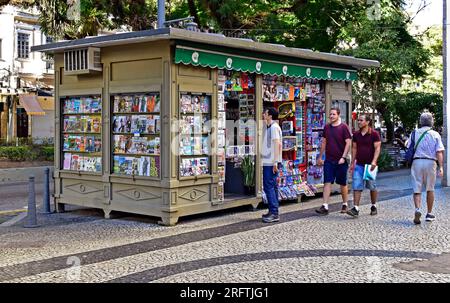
[159, 215, 179, 226]
[56, 202, 65, 213]
[103, 209, 112, 219]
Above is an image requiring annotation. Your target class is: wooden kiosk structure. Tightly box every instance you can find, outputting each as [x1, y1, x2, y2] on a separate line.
[33, 28, 379, 225]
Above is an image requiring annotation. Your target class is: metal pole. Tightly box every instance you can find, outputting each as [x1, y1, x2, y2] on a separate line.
[157, 0, 165, 29]
[24, 176, 39, 228]
[42, 168, 51, 214]
[444, 0, 450, 186]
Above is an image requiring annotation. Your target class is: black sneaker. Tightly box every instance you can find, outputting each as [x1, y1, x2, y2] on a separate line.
[425, 213, 436, 222]
[414, 211, 422, 225]
[346, 207, 359, 218]
[262, 214, 280, 223]
[340, 204, 348, 213]
[370, 206, 378, 216]
[262, 212, 271, 218]
[315, 205, 329, 215]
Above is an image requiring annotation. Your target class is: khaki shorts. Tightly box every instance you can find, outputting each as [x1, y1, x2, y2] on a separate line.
[411, 159, 437, 194]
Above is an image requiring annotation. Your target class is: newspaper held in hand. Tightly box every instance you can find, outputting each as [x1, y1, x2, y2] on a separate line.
[363, 164, 378, 181]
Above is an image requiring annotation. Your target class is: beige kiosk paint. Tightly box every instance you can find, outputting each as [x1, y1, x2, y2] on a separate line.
[33, 28, 379, 225]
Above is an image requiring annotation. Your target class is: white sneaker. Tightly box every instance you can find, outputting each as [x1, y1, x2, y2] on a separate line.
[425, 214, 436, 222]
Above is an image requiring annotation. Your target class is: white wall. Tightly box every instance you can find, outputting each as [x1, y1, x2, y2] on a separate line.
[0, 7, 15, 78]
[0, 5, 53, 87]
[31, 110, 54, 139]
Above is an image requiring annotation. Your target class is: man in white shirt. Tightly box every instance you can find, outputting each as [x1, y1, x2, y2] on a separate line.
[261, 107, 282, 223]
[407, 112, 445, 224]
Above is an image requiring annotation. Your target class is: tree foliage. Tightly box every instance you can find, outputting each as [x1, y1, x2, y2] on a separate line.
[389, 91, 443, 131]
[1, 0, 440, 139]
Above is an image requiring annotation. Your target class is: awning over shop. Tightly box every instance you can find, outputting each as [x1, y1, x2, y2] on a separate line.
[37, 96, 54, 110]
[19, 94, 46, 115]
[175, 46, 358, 81]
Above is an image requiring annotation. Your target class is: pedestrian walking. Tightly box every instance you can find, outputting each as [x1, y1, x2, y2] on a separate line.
[408, 112, 444, 224]
[316, 107, 352, 215]
[347, 114, 381, 218]
[261, 107, 282, 223]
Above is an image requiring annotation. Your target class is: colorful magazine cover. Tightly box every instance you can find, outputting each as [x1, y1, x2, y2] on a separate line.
[94, 157, 102, 172]
[146, 95, 155, 112]
[180, 94, 192, 113]
[138, 116, 147, 133]
[149, 156, 159, 177]
[154, 94, 161, 112]
[70, 154, 80, 171]
[91, 98, 101, 113]
[63, 153, 72, 170]
[139, 95, 147, 113]
[139, 156, 150, 176]
[155, 116, 161, 133]
[92, 116, 101, 133]
[146, 115, 156, 134]
[131, 96, 140, 113]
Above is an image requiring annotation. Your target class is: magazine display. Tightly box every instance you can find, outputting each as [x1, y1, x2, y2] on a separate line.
[113, 155, 160, 177]
[179, 92, 211, 177]
[61, 95, 102, 172]
[262, 75, 325, 199]
[179, 157, 209, 177]
[112, 93, 161, 177]
[63, 153, 102, 172]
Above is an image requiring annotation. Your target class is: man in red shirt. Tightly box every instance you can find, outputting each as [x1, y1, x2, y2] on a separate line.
[347, 114, 381, 217]
[316, 107, 352, 215]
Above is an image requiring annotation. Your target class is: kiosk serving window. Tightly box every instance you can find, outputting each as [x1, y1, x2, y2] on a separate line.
[62, 95, 102, 172]
[179, 92, 211, 178]
[111, 93, 161, 177]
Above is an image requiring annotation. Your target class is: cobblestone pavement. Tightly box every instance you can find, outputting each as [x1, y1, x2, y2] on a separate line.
[1, 169, 450, 283]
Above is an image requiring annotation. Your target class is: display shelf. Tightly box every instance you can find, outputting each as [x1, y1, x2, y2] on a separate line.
[112, 132, 160, 136]
[112, 112, 160, 115]
[179, 92, 211, 178]
[61, 95, 103, 173]
[114, 153, 160, 157]
[111, 92, 161, 178]
[62, 151, 101, 155]
[63, 131, 101, 135]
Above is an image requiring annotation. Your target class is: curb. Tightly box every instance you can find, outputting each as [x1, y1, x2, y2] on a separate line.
[0, 166, 54, 184]
[0, 209, 27, 216]
[0, 212, 27, 227]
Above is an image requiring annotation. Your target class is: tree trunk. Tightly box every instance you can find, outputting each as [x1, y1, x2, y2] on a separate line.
[187, 0, 201, 27]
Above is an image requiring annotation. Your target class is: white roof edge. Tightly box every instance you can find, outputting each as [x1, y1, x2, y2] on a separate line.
[31, 27, 380, 69]
[169, 28, 380, 69]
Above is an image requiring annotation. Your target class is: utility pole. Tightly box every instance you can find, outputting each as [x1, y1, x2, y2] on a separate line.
[157, 0, 165, 29]
[444, 0, 450, 186]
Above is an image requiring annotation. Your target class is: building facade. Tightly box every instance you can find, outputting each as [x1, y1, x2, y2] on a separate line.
[0, 5, 54, 143]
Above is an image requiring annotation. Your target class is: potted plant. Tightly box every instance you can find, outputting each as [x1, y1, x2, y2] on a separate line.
[241, 155, 255, 195]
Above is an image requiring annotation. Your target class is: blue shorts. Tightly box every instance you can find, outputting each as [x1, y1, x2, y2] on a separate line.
[352, 164, 377, 191]
[324, 160, 348, 186]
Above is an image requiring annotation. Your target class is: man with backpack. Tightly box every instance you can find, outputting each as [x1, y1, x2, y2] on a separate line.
[407, 112, 445, 224]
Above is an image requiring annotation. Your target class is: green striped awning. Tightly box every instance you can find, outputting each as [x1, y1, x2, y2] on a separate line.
[175, 46, 357, 81]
